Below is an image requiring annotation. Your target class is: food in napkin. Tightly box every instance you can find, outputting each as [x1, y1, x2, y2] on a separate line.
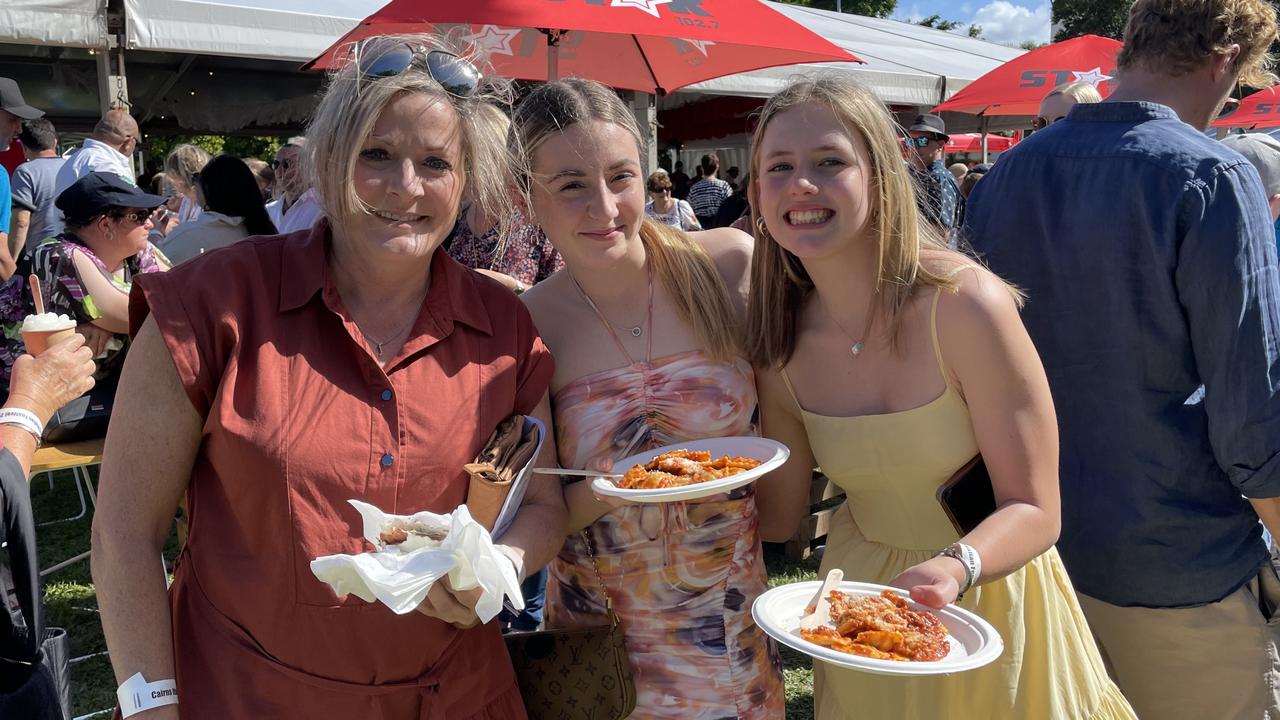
[309, 500, 523, 622]
[464, 415, 543, 535]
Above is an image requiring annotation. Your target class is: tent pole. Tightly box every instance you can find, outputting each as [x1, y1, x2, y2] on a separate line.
[980, 115, 989, 164]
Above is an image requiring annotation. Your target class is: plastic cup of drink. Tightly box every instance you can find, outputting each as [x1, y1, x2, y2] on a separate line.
[21, 313, 77, 355]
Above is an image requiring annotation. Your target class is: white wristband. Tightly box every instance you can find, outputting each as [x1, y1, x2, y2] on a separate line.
[117, 672, 178, 717]
[0, 408, 43, 442]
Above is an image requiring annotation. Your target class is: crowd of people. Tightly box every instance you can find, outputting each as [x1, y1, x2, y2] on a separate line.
[0, 0, 1279, 718]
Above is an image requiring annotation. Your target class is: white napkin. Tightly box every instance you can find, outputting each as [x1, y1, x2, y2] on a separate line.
[309, 500, 524, 622]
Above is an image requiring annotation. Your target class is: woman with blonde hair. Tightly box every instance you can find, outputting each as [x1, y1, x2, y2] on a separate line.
[1034, 80, 1104, 130]
[644, 170, 701, 231]
[749, 74, 1135, 719]
[92, 33, 564, 719]
[512, 78, 784, 719]
[162, 143, 211, 224]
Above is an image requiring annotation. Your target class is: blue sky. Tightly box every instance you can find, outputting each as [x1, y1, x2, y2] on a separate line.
[891, 0, 1051, 47]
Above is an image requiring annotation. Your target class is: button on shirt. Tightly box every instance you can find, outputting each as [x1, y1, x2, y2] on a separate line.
[130, 221, 551, 717]
[963, 101, 1280, 608]
[909, 159, 963, 230]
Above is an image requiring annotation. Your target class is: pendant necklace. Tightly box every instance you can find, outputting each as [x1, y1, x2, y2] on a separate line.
[360, 314, 418, 360]
[571, 272, 652, 339]
[823, 297, 877, 357]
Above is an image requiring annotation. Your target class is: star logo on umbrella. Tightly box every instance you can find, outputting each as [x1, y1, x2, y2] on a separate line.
[1071, 67, 1112, 87]
[463, 24, 521, 57]
[680, 38, 716, 57]
[611, 0, 672, 18]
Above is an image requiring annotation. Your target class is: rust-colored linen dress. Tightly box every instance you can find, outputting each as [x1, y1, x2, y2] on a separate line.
[129, 221, 553, 719]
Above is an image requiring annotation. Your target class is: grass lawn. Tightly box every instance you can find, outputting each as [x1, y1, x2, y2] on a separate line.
[32, 468, 823, 719]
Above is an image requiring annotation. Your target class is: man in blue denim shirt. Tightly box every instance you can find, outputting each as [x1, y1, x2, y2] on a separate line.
[964, 1, 1280, 717]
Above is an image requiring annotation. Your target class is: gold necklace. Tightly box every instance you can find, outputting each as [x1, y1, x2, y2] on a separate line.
[822, 297, 877, 357]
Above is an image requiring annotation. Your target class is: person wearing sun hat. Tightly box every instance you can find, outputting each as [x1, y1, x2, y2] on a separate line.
[905, 113, 963, 235]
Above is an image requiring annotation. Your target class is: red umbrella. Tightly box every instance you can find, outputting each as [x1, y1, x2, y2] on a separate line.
[932, 35, 1121, 117]
[304, 0, 861, 95]
[1213, 86, 1280, 129]
[945, 133, 1015, 153]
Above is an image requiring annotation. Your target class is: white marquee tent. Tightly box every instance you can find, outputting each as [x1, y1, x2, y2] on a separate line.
[2, 0, 1026, 134]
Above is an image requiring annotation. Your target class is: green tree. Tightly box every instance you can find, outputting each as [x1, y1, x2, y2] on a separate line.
[1020, 40, 1048, 50]
[774, 0, 896, 18]
[142, 135, 282, 165]
[968, 24, 984, 39]
[1050, 0, 1130, 41]
[916, 14, 962, 31]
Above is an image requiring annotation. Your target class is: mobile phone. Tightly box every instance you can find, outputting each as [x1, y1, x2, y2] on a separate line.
[936, 455, 996, 537]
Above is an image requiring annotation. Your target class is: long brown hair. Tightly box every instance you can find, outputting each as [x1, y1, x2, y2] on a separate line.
[745, 75, 963, 369]
[510, 78, 740, 360]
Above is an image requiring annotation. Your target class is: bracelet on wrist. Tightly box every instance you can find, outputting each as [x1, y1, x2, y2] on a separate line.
[117, 672, 178, 717]
[936, 542, 982, 600]
[0, 408, 43, 444]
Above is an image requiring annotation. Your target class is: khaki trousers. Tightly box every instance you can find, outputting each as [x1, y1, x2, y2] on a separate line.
[1077, 563, 1280, 720]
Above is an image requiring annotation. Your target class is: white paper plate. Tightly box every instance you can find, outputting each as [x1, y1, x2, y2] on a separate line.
[753, 580, 1003, 676]
[591, 437, 789, 503]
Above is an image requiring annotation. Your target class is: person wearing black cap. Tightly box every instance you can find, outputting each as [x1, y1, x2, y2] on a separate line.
[0, 171, 169, 396]
[0, 78, 45, 281]
[905, 113, 964, 235]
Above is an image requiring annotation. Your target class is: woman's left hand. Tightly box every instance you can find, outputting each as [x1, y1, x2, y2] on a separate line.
[416, 577, 485, 628]
[889, 556, 966, 609]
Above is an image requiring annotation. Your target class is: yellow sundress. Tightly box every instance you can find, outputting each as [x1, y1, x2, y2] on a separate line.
[783, 289, 1135, 720]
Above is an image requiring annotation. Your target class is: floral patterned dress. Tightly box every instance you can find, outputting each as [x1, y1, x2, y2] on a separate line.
[445, 206, 563, 287]
[0, 234, 167, 388]
[546, 350, 785, 720]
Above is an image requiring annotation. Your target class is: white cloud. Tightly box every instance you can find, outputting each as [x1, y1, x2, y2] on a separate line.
[967, 0, 1051, 46]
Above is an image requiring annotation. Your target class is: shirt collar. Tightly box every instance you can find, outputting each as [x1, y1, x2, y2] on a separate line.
[81, 137, 128, 162]
[1068, 101, 1181, 124]
[277, 219, 494, 337]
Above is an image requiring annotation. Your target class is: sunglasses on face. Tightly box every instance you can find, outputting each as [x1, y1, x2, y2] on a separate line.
[649, 186, 670, 193]
[1031, 115, 1066, 131]
[905, 135, 934, 148]
[355, 43, 482, 98]
[271, 158, 292, 170]
[112, 208, 154, 225]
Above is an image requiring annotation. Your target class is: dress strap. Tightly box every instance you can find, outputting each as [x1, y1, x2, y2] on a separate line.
[778, 367, 804, 412]
[929, 265, 974, 387]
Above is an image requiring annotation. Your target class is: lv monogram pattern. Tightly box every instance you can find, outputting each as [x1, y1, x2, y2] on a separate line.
[505, 622, 636, 720]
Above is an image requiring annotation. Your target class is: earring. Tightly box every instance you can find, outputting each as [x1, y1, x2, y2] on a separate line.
[754, 216, 770, 238]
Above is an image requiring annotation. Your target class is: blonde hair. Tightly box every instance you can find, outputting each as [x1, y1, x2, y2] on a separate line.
[746, 75, 961, 369]
[163, 144, 210, 193]
[305, 33, 514, 243]
[1045, 80, 1103, 104]
[1117, 0, 1278, 88]
[510, 78, 740, 361]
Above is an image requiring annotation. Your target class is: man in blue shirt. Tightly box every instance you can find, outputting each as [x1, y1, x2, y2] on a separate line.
[0, 79, 44, 280]
[905, 113, 963, 234]
[964, 1, 1280, 717]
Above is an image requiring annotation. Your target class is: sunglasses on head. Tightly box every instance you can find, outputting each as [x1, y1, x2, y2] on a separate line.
[355, 42, 482, 98]
[905, 135, 934, 148]
[112, 208, 153, 225]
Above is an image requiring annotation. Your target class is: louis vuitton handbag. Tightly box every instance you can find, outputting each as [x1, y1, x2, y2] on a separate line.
[504, 531, 636, 720]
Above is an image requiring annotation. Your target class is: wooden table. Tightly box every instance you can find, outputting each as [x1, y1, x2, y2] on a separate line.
[32, 437, 105, 576]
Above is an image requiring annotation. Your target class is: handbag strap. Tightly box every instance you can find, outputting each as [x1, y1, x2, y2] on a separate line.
[578, 529, 622, 627]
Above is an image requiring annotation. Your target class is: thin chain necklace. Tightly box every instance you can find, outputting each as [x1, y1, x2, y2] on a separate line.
[570, 271, 652, 339]
[822, 296, 877, 357]
[358, 310, 420, 360]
